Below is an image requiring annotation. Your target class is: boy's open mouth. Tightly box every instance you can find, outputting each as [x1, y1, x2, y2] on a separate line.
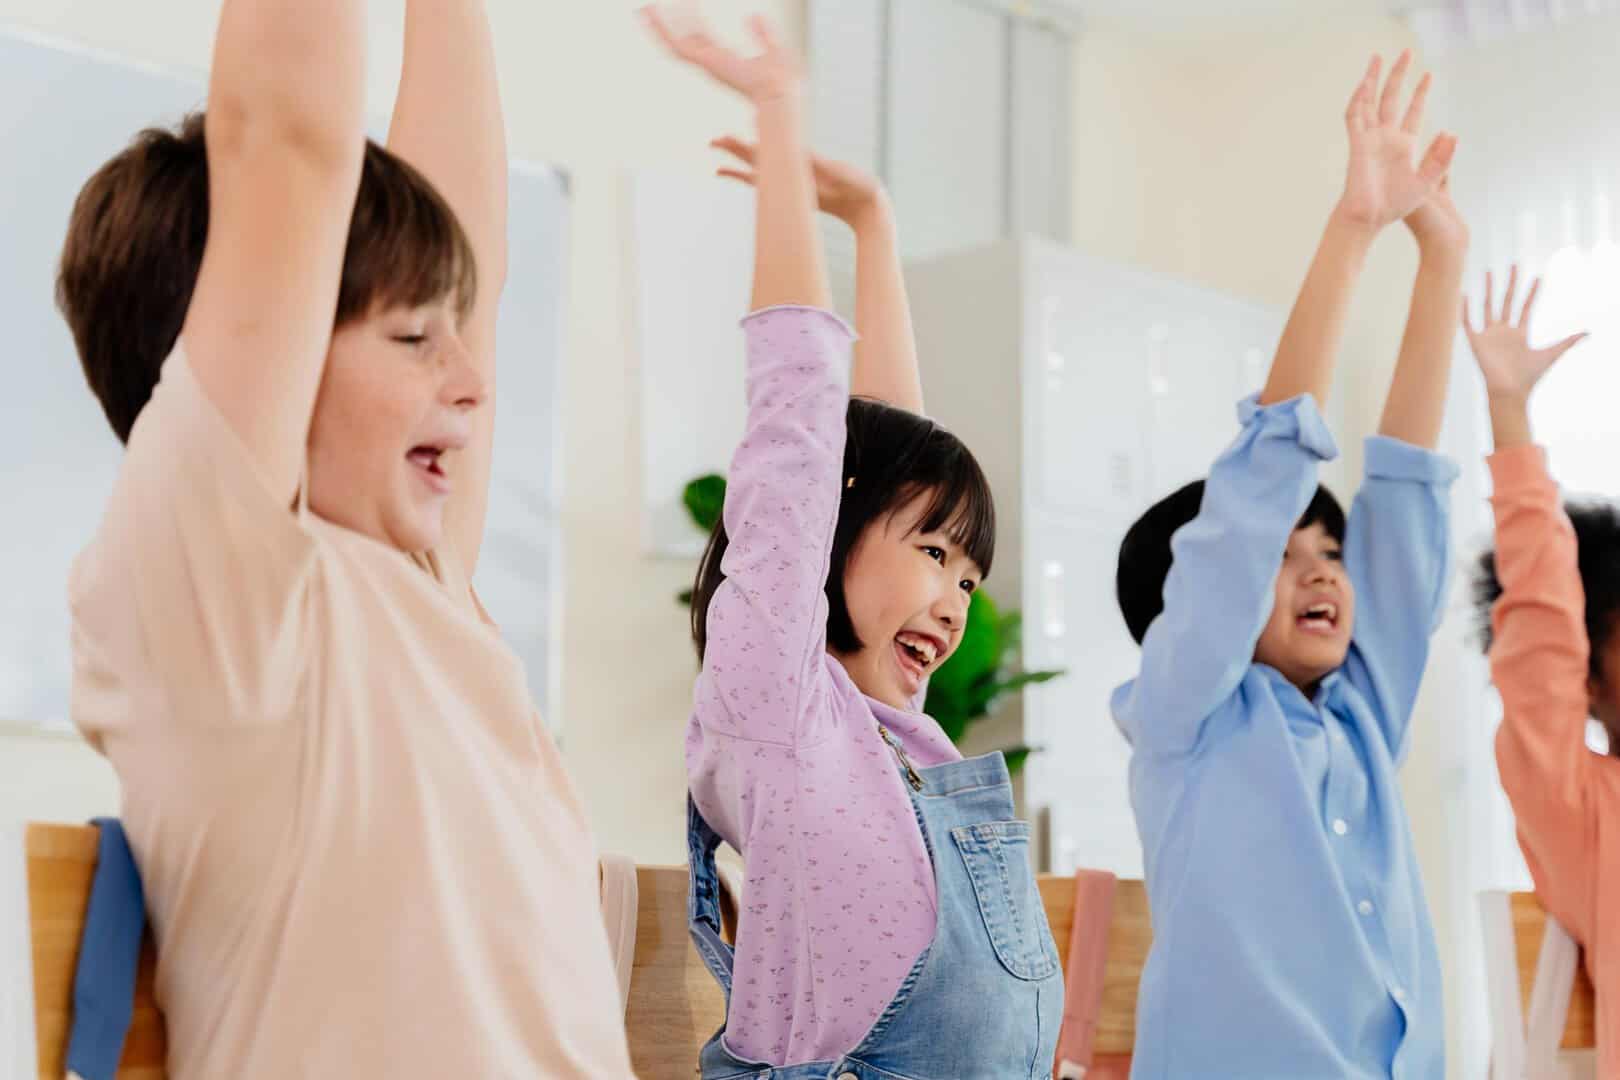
[408, 444, 451, 494]
[1296, 601, 1339, 635]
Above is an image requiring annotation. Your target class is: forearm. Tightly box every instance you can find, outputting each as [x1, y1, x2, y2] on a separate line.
[1488, 393, 1534, 451]
[750, 94, 832, 312]
[390, 0, 508, 299]
[1260, 207, 1377, 409]
[208, 0, 365, 164]
[389, 0, 508, 570]
[1378, 243, 1465, 448]
[849, 196, 923, 412]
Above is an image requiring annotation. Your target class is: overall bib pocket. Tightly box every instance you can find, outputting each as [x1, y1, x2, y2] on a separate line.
[950, 821, 1059, 982]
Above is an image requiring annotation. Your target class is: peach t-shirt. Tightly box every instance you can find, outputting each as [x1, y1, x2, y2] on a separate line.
[1489, 443, 1620, 1077]
[69, 348, 635, 1079]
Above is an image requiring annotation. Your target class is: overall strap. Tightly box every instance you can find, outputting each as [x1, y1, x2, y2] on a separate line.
[686, 796, 736, 996]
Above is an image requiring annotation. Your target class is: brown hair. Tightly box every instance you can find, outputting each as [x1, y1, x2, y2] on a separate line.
[56, 111, 477, 443]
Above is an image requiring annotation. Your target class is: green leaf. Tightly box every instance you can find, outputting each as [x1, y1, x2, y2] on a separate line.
[1002, 745, 1037, 775]
[683, 474, 727, 533]
[676, 588, 694, 606]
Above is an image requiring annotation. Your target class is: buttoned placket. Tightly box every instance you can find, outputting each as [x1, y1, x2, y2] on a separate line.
[1314, 679, 1413, 1071]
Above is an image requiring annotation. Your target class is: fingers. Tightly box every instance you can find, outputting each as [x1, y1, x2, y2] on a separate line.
[710, 135, 757, 166]
[745, 13, 782, 54]
[1416, 132, 1458, 187]
[638, 5, 683, 54]
[1518, 276, 1543, 328]
[1347, 55, 1379, 133]
[1401, 71, 1433, 136]
[1483, 271, 1495, 324]
[1500, 264, 1519, 324]
[1461, 295, 1479, 339]
[640, 3, 729, 69]
[1378, 49, 1412, 126]
[716, 167, 757, 186]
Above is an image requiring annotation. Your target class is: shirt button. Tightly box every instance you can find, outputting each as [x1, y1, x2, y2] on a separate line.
[838, 1073, 858, 1080]
[1392, 986, 1407, 1003]
[1332, 818, 1349, 836]
[1358, 900, 1373, 916]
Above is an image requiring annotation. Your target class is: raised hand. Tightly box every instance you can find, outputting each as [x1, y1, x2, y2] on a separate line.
[640, 4, 801, 105]
[1340, 50, 1458, 230]
[710, 136, 886, 227]
[1464, 265, 1588, 404]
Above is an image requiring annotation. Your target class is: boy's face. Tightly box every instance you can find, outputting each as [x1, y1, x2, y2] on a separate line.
[305, 299, 484, 554]
[1253, 521, 1356, 695]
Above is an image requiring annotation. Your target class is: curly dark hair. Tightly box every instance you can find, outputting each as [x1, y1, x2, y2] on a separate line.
[1474, 499, 1620, 682]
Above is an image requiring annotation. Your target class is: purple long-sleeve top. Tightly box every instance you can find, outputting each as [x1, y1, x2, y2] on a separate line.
[687, 305, 962, 1066]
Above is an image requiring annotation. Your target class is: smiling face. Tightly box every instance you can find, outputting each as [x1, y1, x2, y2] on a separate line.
[1253, 521, 1357, 695]
[829, 493, 984, 710]
[304, 299, 484, 554]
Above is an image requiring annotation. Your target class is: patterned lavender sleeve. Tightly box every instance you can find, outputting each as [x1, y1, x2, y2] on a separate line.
[697, 306, 854, 747]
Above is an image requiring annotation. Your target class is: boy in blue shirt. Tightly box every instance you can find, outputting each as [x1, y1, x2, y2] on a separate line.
[1113, 52, 1465, 1079]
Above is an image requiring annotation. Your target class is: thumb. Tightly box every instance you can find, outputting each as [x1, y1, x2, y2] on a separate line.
[1417, 133, 1458, 187]
[1545, 331, 1590, 364]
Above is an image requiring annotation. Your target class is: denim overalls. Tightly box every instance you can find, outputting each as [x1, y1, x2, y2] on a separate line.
[686, 749, 1064, 1079]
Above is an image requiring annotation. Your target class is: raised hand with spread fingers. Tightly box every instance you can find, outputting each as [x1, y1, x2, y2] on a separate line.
[1465, 265, 1590, 449]
[1340, 50, 1457, 230]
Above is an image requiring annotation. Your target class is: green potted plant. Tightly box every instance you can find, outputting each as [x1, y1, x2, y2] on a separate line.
[678, 474, 1064, 771]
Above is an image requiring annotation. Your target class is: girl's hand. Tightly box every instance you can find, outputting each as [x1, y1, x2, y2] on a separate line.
[1464, 265, 1588, 404]
[710, 136, 887, 227]
[1405, 175, 1469, 257]
[1339, 51, 1458, 230]
[640, 4, 801, 106]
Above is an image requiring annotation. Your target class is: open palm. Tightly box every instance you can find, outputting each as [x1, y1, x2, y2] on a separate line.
[1464, 265, 1588, 401]
[1341, 51, 1457, 228]
[640, 4, 799, 105]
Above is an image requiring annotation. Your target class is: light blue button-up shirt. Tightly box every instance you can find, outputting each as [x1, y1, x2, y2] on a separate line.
[1112, 394, 1457, 1080]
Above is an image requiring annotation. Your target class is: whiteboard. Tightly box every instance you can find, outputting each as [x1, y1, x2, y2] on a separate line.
[0, 28, 569, 733]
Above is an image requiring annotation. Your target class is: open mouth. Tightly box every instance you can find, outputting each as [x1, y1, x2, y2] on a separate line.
[892, 631, 945, 690]
[407, 445, 451, 494]
[1296, 601, 1340, 635]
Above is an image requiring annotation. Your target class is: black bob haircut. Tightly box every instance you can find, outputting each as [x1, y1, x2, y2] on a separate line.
[1116, 479, 1346, 645]
[690, 397, 996, 661]
[1474, 498, 1620, 683]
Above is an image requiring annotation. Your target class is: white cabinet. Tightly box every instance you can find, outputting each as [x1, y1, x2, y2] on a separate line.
[908, 237, 1288, 877]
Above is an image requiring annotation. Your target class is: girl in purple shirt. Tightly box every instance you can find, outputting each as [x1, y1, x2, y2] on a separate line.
[642, 6, 1063, 1077]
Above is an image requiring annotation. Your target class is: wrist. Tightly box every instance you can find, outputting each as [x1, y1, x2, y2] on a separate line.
[845, 189, 894, 234]
[1411, 227, 1470, 266]
[1326, 202, 1380, 254]
[1487, 389, 1532, 412]
[1328, 199, 1384, 242]
[753, 85, 806, 117]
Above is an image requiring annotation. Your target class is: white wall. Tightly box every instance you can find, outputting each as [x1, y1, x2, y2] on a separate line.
[0, 0, 799, 863]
